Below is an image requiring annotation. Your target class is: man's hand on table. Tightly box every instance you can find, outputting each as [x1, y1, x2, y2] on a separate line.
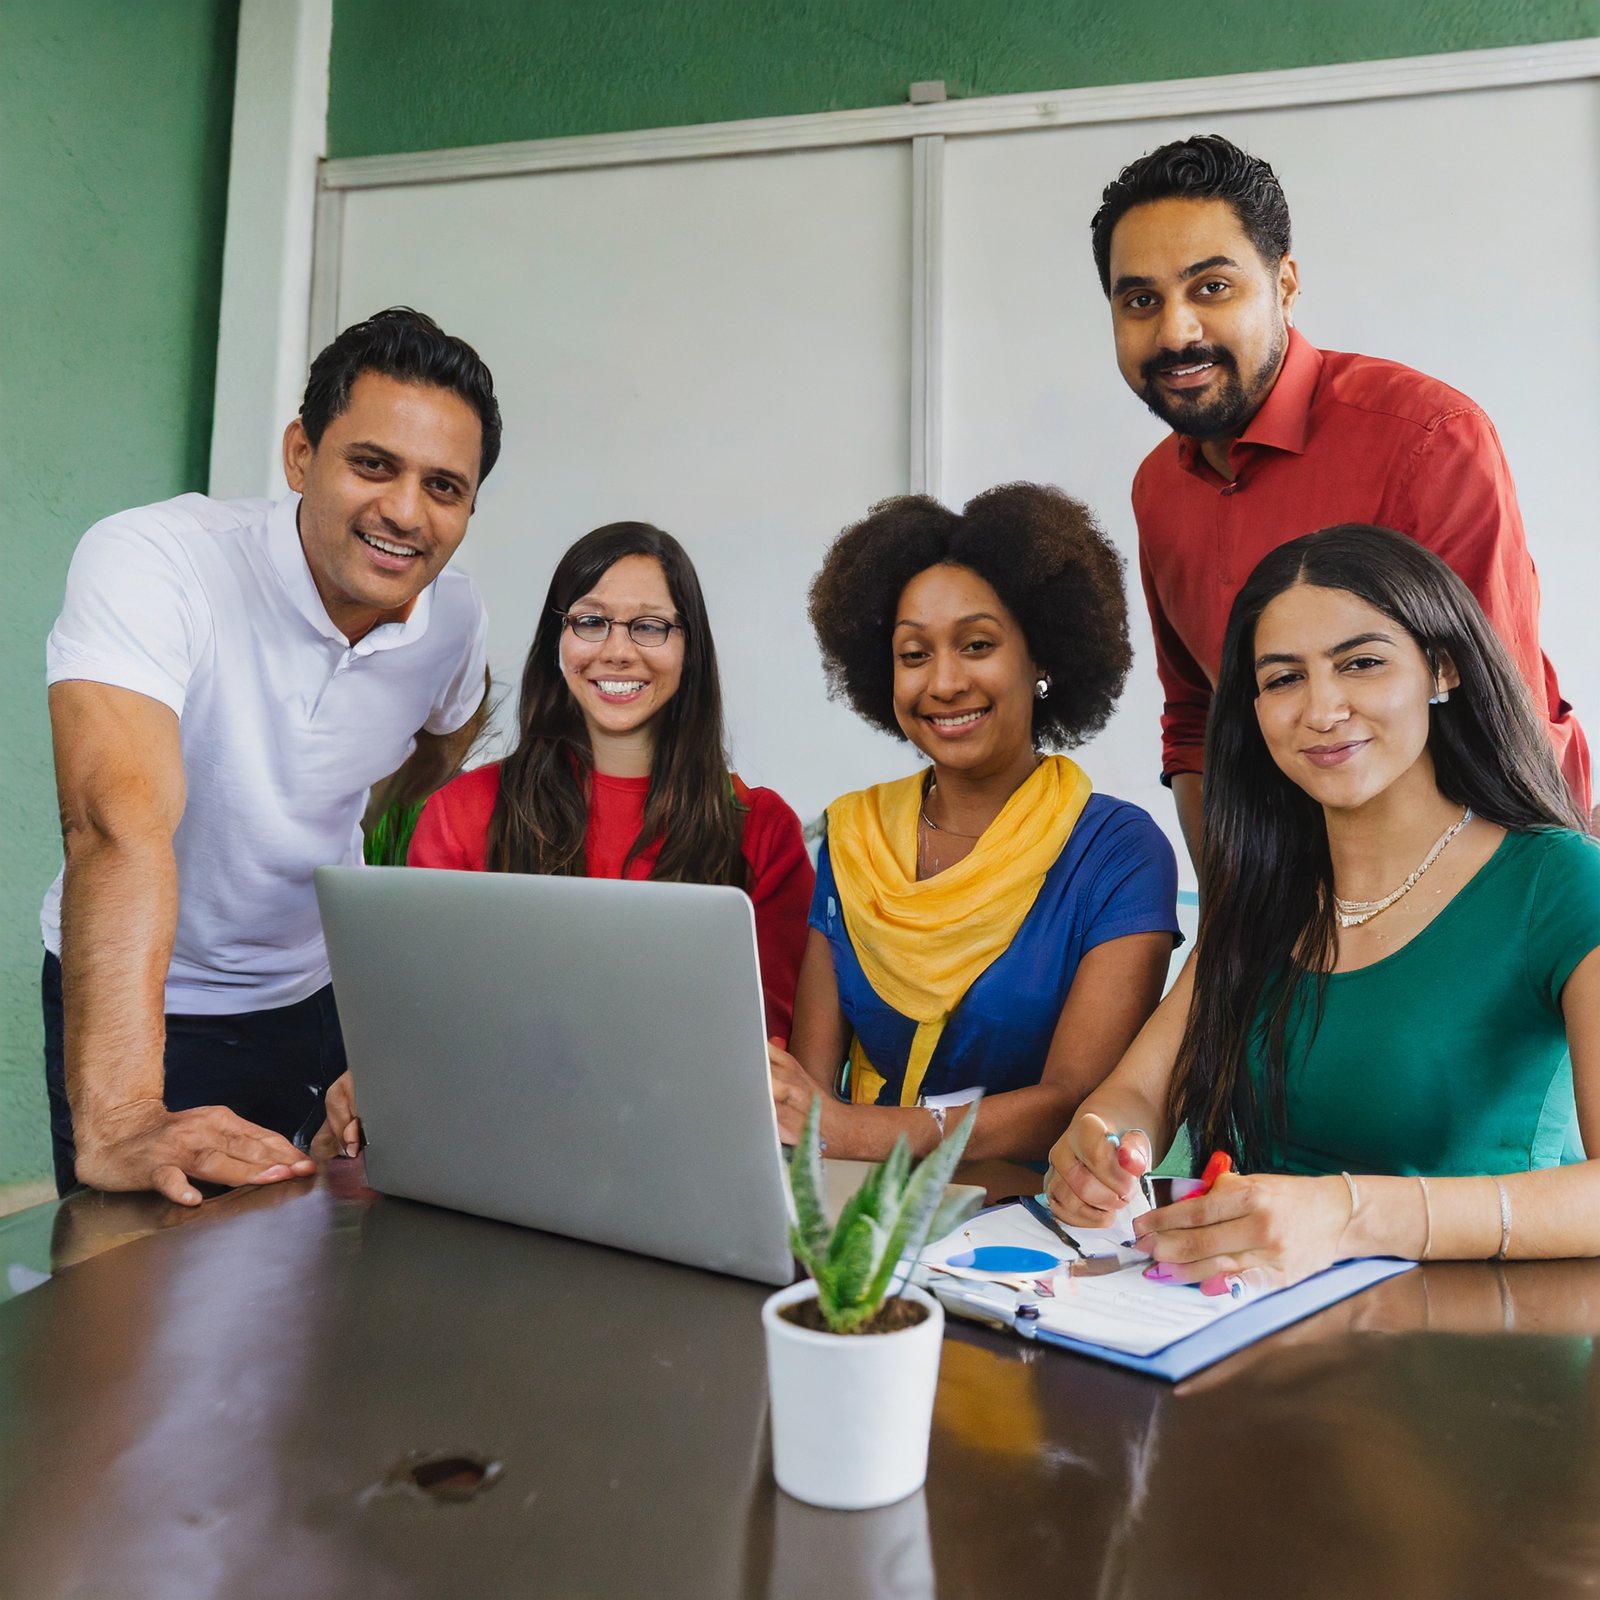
[74, 1098, 314, 1207]
[310, 1070, 363, 1163]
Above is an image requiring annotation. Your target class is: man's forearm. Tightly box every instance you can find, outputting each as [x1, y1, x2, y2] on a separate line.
[1171, 772, 1204, 874]
[58, 830, 178, 1137]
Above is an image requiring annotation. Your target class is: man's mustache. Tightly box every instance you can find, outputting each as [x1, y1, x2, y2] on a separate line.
[1140, 344, 1236, 383]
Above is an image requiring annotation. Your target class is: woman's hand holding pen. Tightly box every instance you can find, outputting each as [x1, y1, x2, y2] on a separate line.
[1135, 1170, 1352, 1295]
[1044, 1110, 1152, 1227]
[1049, 1111, 1356, 1295]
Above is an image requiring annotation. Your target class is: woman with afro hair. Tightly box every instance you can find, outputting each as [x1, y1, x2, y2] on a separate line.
[767, 483, 1181, 1165]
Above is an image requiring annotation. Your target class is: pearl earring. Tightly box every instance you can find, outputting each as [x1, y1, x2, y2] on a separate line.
[1034, 674, 1052, 700]
[1429, 688, 1450, 705]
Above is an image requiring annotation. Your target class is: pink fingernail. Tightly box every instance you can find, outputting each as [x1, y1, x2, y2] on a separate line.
[1143, 1263, 1175, 1282]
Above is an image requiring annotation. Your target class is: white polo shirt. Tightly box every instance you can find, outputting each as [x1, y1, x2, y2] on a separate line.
[42, 492, 489, 1014]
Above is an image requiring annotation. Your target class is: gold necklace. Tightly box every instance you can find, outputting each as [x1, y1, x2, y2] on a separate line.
[1333, 806, 1473, 929]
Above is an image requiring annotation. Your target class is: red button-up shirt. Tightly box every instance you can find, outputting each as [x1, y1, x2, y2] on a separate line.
[1133, 329, 1589, 811]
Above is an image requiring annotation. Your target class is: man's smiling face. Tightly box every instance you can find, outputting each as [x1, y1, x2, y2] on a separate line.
[1107, 196, 1298, 444]
[283, 371, 483, 642]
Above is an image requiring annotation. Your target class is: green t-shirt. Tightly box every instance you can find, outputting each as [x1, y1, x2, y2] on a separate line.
[1251, 828, 1600, 1178]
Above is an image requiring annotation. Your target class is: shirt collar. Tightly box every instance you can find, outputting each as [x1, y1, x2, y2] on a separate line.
[1175, 327, 1322, 474]
[265, 493, 434, 655]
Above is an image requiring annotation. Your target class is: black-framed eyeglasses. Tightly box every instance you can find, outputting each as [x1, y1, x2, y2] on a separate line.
[554, 609, 683, 649]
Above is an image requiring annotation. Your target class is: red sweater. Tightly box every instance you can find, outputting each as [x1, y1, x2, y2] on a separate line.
[407, 762, 814, 1041]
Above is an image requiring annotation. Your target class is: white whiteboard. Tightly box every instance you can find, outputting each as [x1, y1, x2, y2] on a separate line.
[324, 70, 1600, 876]
[336, 145, 915, 823]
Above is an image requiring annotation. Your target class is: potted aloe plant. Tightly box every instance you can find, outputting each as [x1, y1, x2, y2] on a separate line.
[762, 1099, 974, 1510]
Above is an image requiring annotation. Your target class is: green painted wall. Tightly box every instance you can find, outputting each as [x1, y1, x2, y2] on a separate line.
[328, 0, 1600, 158]
[0, 0, 238, 1185]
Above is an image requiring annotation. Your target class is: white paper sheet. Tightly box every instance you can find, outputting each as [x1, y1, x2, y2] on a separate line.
[921, 1202, 1248, 1358]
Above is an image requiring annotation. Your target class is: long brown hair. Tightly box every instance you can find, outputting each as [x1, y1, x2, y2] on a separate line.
[484, 522, 747, 886]
[1169, 525, 1584, 1173]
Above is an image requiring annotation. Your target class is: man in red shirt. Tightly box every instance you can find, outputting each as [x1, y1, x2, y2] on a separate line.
[1092, 134, 1590, 862]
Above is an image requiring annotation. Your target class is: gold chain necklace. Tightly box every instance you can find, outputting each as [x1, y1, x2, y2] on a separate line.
[1333, 806, 1473, 929]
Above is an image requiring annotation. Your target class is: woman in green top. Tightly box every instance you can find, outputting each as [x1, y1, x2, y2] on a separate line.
[1047, 524, 1600, 1291]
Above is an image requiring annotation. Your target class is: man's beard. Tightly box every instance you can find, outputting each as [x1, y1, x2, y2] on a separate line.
[1137, 324, 1286, 440]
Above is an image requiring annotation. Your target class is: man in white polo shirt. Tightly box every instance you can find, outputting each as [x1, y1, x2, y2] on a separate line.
[42, 307, 499, 1205]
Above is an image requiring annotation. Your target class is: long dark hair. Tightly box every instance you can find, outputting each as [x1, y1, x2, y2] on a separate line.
[484, 522, 747, 886]
[1169, 524, 1584, 1172]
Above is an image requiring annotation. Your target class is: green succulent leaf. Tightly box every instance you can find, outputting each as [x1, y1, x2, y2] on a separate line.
[862, 1104, 977, 1310]
[827, 1168, 883, 1259]
[876, 1131, 913, 1207]
[787, 1098, 831, 1265]
[821, 1212, 878, 1321]
[787, 1219, 823, 1283]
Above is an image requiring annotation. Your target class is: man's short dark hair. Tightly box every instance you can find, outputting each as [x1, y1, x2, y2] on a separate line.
[299, 307, 503, 482]
[1090, 135, 1292, 295]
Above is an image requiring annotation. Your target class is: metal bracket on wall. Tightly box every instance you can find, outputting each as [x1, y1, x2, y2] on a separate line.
[308, 178, 344, 362]
[910, 134, 944, 501]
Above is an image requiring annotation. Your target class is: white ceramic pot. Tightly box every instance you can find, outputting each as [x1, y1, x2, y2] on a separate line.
[761, 1279, 944, 1511]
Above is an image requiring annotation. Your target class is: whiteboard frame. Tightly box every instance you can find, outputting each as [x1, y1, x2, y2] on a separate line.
[305, 38, 1600, 474]
[315, 39, 1600, 194]
[910, 134, 944, 498]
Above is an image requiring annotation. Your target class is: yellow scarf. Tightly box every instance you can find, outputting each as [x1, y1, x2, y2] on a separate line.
[826, 754, 1091, 1106]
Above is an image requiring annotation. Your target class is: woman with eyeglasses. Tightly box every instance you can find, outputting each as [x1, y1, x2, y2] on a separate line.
[1047, 525, 1600, 1290]
[312, 521, 812, 1160]
[408, 520, 812, 1024]
[766, 484, 1182, 1166]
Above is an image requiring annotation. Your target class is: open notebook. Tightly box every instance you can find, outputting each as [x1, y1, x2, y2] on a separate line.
[915, 1198, 1412, 1382]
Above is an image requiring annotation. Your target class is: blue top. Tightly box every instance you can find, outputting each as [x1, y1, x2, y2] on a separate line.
[811, 792, 1182, 1102]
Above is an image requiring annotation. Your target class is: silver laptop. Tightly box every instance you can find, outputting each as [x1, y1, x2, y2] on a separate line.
[314, 865, 795, 1285]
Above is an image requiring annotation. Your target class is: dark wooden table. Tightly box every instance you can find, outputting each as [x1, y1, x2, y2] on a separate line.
[2, 1162, 1598, 1599]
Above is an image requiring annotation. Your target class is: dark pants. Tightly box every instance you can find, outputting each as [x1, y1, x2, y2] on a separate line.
[41, 951, 348, 1198]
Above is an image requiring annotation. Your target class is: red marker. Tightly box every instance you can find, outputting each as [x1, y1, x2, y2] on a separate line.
[1150, 1153, 1245, 1295]
[1192, 1154, 1241, 1296]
